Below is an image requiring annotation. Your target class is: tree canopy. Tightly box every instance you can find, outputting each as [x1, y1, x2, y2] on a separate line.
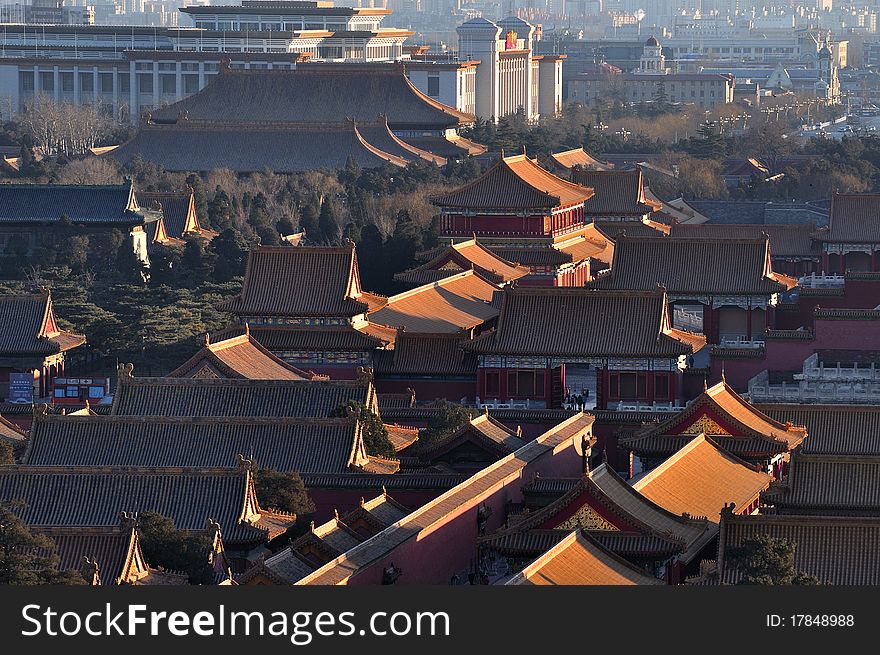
[726, 534, 821, 585]
[0, 501, 85, 585]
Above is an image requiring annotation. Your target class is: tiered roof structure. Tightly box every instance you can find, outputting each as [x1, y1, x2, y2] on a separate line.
[108, 64, 481, 172]
[623, 380, 806, 462]
[631, 434, 772, 522]
[238, 492, 411, 585]
[432, 157, 618, 286]
[504, 529, 665, 585]
[433, 153, 594, 212]
[394, 238, 530, 287]
[218, 245, 391, 369]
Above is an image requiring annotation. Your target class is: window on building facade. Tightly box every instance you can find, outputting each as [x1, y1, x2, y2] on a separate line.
[118, 73, 130, 93]
[61, 72, 74, 93]
[427, 75, 440, 97]
[79, 72, 94, 93]
[183, 74, 200, 94]
[40, 72, 54, 93]
[19, 71, 34, 92]
[100, 73, 114, 93]
[138, 73, 153, 94]
[485, 371, 500, 396]
[609, 372, 648, 400]
[654, 375, 669, 400]
[160, 74, 176, 95]
[507, 370, 545, 398]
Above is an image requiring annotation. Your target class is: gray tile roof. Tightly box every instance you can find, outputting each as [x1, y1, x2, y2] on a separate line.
[686, 200, 829, 226]
[109, 120, 409, 174]
[220, 245, 373, 318]
[589, 236, 791, 295]
[111, 374, 373, 418]
[718, 512, 880, 584]
[464, 288, 696, 358]
[757, 404, 880, 456]
[0, 466, 269, 544]
[0, 292, 85, 356]
[24, 415, 364, 474]
[0, 182, 142, 225]
[149, 64, 473, 129]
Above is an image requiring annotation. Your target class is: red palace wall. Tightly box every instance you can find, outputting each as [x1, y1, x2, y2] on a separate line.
[344, 440, 585, 585]
[713, 316, 880, 392]
[374, 378, 477, 404]
[775, 278, 880, 330]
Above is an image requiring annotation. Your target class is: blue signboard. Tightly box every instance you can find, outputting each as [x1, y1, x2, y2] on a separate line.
[8, 372, 34, 403]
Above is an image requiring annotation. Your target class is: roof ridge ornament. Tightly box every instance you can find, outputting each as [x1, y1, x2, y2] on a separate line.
[118, 362, 134, 379]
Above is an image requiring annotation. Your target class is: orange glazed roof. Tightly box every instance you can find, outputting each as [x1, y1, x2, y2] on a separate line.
[367, 269, 500, 333]
[632, 434, 771, 522]
[623, 380, 807, 458]
[549, 147, 613, 171]
[167, 329, 316, 380]
[505, 529, 664, 585]
[432, 153, 595, 210]
[394, 238, 530, 286]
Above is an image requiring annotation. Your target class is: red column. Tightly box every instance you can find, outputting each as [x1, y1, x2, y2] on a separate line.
[545, 366, 552, 407]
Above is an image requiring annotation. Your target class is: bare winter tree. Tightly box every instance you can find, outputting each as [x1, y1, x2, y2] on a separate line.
[20, 95, 115, 157]
[57, 156, 123, 185]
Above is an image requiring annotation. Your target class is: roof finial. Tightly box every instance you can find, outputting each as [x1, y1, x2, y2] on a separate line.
[522, 145, 527, 156]
[204, 332, 210, 346]
[84, 399, 90, 411]
[703, 375, 708, 392]
[334, 509, 340, 522]
[500, 147, 505, 158]
[245, 321, 250, 337]
[360, 496, 365, 507]
[721, 366, 726, 384]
